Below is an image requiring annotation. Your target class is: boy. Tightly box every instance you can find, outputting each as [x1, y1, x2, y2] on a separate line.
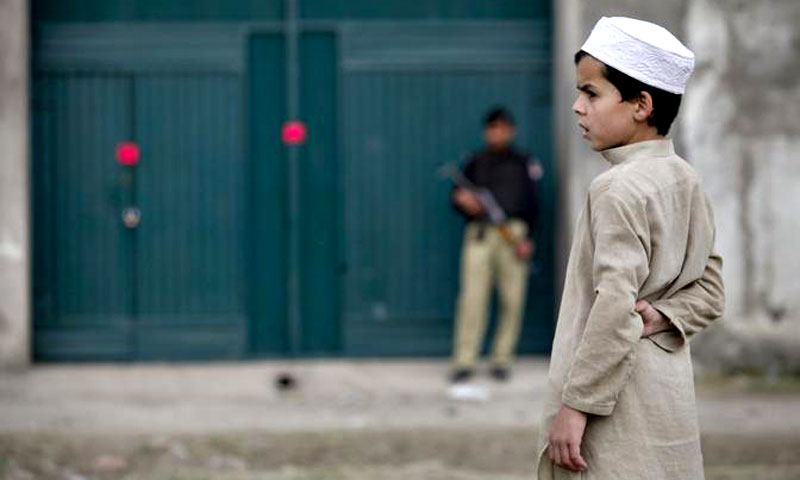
[536, 17, 725, 479]
[450, 107, 541, 382]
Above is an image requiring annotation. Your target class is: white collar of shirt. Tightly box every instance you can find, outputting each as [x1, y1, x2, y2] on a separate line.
[601, 139, 675, 166]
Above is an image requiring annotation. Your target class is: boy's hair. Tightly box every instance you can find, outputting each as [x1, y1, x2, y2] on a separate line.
[575, 50, 682, 135]
[484, 107, 515, 127]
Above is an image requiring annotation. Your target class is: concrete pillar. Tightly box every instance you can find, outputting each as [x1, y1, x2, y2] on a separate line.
[0, 0, 31, 368]
[682, 0, 800, 372]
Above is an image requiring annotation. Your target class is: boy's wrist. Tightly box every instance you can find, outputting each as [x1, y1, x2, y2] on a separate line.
[561, 389, 615, 416]
[647, 303, 688, 351]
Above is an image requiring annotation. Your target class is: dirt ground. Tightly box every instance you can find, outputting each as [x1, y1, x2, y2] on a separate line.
[1, 360, 799, 479]
[2, 428, 799, 480]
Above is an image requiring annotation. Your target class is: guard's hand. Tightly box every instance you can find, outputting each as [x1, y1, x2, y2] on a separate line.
[453, 189, 484, 216]
[547, 405, 588, 472]
[636, 300, 675, 337]
[515, 240, 534, 261]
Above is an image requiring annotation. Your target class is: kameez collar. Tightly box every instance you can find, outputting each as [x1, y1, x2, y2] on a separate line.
[601, 139, 675, 166]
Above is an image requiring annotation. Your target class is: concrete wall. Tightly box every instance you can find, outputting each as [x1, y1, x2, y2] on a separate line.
[0, 0, 30, 368]
[555, 0, 800, 373]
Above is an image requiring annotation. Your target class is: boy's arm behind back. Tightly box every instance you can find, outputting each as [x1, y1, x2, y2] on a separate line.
[649, 251, 725, 351]
[649, 189, 725, 351]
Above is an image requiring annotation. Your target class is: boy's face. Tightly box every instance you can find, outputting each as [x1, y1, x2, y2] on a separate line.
[484, 120, 515, 150]
[572, 55, 640, 151]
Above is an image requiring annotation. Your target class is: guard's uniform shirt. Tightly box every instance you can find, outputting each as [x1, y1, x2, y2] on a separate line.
[456, 146, 541, 240]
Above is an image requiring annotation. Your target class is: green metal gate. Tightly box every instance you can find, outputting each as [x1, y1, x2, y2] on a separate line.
[33, 26, 248, 360]
[32, 2, 555, 361]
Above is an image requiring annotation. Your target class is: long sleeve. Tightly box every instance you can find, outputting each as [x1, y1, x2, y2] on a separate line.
[561, 191, 650, 416]
[649, 251, 725, 352]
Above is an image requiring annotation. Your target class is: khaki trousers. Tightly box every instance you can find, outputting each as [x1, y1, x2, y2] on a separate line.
[453, 220, 530, 368]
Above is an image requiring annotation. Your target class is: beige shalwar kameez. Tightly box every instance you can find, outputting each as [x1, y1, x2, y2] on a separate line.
[536, 139, 725, 480]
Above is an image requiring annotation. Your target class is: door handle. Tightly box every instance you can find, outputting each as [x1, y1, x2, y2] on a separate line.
[122, 207, 141, 229]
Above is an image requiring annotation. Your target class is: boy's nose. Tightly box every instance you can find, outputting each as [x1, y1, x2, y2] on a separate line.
[572, 97, 584, 115]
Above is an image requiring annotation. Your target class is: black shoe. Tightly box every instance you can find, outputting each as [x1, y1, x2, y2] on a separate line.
[490, 366, 510, 381]
[450, 367, 475, 383]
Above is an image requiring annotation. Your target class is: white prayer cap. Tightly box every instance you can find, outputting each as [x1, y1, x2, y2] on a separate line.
[580, 17, 695, 95]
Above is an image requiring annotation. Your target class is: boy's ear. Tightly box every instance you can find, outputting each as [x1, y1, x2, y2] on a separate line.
[633, 91, 654, 122]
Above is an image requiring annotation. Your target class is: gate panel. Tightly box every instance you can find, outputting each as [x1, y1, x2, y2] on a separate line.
[134, 74, 247, 360]
[340, 23, 555, 356]
[248, 34, 290, 356]
[298, 32, 341, 354]
[32, 73, 135, 360]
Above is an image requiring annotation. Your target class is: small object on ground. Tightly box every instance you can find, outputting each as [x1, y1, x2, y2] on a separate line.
[274, 372, 297, 391]
[447, 384, 491, 402]
[490, 366, 511, 381]
[449, 367, 475, 384]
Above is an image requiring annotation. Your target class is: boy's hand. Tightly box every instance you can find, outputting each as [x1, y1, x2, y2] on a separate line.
[636, 300, 675, 337]
[547, 405, 588, 472]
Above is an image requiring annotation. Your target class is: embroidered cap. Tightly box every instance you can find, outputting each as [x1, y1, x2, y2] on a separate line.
[581, 17, 695, 95]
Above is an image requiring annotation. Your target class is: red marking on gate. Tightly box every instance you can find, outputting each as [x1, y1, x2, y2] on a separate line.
[116, 142, 140, 166]
[282, 121, 307, 145]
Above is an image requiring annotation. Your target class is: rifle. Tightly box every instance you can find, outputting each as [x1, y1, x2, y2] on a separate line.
[437, 163, 520, 248]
